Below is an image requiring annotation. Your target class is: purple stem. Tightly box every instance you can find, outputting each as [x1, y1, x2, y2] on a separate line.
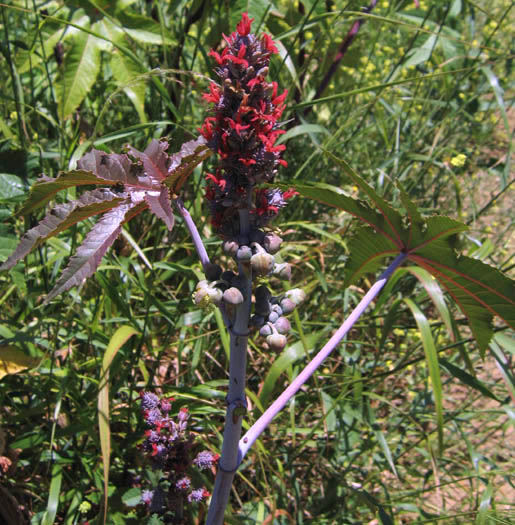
[238, 252, 407, 459]
[174, 198, 210, 270]
[304, 0, 378, 117]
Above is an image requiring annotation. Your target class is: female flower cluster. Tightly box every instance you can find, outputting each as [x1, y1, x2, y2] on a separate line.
[199, 12, 294, 237]
[139, 392, 218, 514]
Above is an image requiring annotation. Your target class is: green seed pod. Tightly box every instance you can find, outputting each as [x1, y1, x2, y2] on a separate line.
[266, 333, 287, 350]
[250, 252, 275, 276]
[273, 262, 291, 281]
[259, 323, 273, 337]
[274, 316, 291, 334]
[205, 263, 222, 281]
[285, 288, 306, 306]
[223, 287, 244, 305]
[279, 298, 296, 315]
[263, 233, 283, 254]
[223, 239, 239, 257]
[236, 245, 252, 261]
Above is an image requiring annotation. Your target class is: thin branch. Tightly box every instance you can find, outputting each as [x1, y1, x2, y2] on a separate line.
[238, 252, 407, 460]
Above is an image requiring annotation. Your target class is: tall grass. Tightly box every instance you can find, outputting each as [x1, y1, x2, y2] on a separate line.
[0, 1, 513, 523]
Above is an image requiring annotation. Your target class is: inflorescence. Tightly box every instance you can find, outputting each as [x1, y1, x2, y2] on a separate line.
[139, 392, 218, 515]
[199, 12, 295, 237]
[196, 13, 304, 349]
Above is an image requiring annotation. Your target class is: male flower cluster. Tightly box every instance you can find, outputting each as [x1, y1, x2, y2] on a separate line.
[139, 392, 218, 513]
[199, 12, 294, 237]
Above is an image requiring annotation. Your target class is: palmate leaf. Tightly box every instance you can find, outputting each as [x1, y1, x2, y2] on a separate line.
[56, 26, 102, 119]
[287, 155, 515, 351]
[0, 189, 125, 271]
[2, 136, 210, 301]
[44, 202, 136, 303]
[17, 172, 120, 216]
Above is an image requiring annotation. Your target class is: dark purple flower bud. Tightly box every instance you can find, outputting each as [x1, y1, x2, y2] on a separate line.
[193, 451, 220, 470]
[273, 262, 291, 281]
[259, 323, 273, 337]
[236, 245, 252, 261]
[263, 232, 282, 254]
[274, 316, 291, 334]
[205, 262, 223, 281]
[160, 397, 173, 413]
[223, 239, 239, 257]
[266, 333, 287, 350]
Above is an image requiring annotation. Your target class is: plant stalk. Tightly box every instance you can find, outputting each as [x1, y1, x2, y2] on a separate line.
[206, 209, 252, 525]
[174, 198, 210, 270]
[239, 252, 406, 459]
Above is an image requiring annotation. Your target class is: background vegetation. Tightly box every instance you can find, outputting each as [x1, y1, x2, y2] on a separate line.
[0, 0, 513, 523]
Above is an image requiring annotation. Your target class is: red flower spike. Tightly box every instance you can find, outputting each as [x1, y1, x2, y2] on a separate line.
[272, 89, 288, 106]
[237, 12, 254, 36]
[261, 33, 278, 54]
[283, 189, 298, 199]
[239, 158, 256, 166]
[203, 83, 221, 104]
[208, 49, 225, 65]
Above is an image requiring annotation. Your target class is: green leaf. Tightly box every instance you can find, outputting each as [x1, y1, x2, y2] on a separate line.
[0, 174, 26, 202]
[259, 331, 325, 407]
[117, 12, 174, 45]
[57, 28, 102, 119]
[404, 298, 444, 453]
[98, 326, 138, 524]
[41, 464, 63, 525]
[439, 359, 499, 401]
[110, 44, 147, 123]
[287, 157, 513, 351]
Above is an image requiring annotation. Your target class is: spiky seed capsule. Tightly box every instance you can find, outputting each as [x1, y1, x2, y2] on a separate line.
[205, 263, 222, 281]
[263, 233, 283, 254]
[273, 262, 291, 281]
[259, 324, 273, 337]
[285, 288, 306, 306]
[267, 333, 287, 350]
[274, 316, 291, 334]
[279, 298, 296, 315]
[250, 252, 275, 276]
[223, 287, 244, 305]
[223, 240, 239, 257]
[236, 245, 252, 261]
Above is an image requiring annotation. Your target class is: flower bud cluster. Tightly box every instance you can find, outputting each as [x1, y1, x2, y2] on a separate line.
[139, 392, 219, 515]
[199, 12, 296, 237]
[252, 285, 306, 350]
